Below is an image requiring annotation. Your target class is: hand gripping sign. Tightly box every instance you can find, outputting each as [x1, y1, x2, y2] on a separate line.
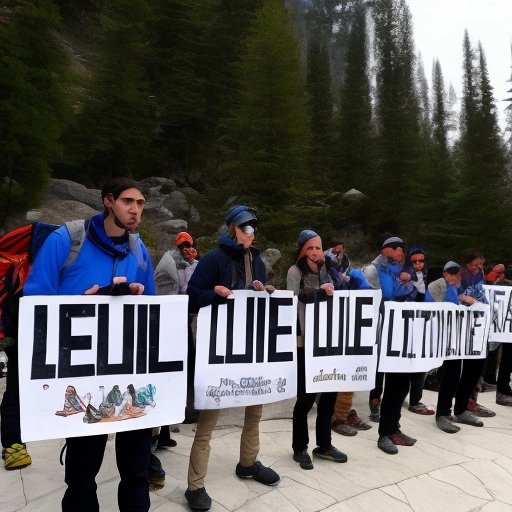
[18, 295, 188, 442]
[194, 290, 297, 409]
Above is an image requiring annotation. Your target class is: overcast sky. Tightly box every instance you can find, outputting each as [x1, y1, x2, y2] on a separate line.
[406, 0, 512, 131]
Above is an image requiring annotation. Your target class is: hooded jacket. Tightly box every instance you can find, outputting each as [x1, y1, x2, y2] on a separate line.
[24, 213, 155, 296]
[186, 233, 267, 313]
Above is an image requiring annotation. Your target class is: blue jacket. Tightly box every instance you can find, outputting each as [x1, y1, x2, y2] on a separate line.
[370, 254, 415, 301]
[187, 233, 267, 313]
[24, 214, 155, 296]
[425, 279, 459, 304]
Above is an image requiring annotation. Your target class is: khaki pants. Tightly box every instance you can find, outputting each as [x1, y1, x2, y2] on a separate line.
[333, 392, 354, 422]
[187, 405, 262, 490]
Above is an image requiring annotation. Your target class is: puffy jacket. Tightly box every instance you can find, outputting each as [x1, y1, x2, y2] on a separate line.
[24, 213, 155, 296]
[187, 233, 267, 313]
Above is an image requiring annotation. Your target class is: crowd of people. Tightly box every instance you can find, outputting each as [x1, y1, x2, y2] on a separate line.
[1, 181, 511, 512]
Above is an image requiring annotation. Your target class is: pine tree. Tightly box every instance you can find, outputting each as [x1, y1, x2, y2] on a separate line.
[454, 32, 510, 254]
[0, 0, 70, 216]
[370, 0, 428, 236]
[336, 0, 374, 193]
[306, 28, 334, 187]
[221, 0, 309, 210]
[61, 0, 156, 186]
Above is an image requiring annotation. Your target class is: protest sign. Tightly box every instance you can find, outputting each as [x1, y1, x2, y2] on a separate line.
[378, 301, 490, 373]
[485, 285, 512, 343]
[304, 290, 382, 393]
[18, 295, 188, 442]
[194, 290, 297, 409]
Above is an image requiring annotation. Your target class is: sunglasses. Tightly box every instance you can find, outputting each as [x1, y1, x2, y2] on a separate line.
[411, 258, 425, 264]
[238, 223, 257, 235]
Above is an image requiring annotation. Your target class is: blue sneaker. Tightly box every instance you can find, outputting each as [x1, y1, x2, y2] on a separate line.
[312, 445, 348, 463]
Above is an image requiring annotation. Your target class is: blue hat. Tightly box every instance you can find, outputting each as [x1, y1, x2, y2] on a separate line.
[297, 230, 319, 250]
[225, 205, 257, 227]
[408, 246, 425, 257]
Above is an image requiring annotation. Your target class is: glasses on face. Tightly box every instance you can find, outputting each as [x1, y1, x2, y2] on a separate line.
[411, 258, 425, 264]
[178, 242, 192, 249]
[387, 242, 404, 250]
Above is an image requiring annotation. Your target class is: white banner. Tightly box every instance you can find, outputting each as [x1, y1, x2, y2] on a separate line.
[18, 295, 188, 442]
[484, 285, 512, 343]
[378, 301, 490, 373]
[194, 290, 297, 409]
[304, 290, 382, 393]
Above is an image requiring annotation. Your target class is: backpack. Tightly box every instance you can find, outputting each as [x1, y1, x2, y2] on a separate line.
[0, 220, 86, 343]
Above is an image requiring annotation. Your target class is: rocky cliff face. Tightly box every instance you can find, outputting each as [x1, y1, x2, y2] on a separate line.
[14, 177, 281, 275]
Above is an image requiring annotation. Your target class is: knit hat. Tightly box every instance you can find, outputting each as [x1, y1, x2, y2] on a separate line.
[443, 261, 461, 274]
[408, 246, 425, 257]
[297, 230, 318, 250]
[225, 205, 257, 227]
[382, 236, 404, 249]
[175, 232, 193, 246]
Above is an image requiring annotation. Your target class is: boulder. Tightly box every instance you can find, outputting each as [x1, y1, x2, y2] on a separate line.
[163, 190, 189, 218]
[48, 179, 103, 210]
[260, 248, 282, 274]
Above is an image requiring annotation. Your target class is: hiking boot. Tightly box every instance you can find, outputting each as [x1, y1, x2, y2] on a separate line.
[148, 453, 165, 491]
[408, 402, 435, 415]
[185, 487, 212, 511]
[2, 443, 32, 470]
[377, 435, 398, 455]
[436, 415, 460, 433]
[157, 437, 177, 449]
[453, 410, 484, 427]
[468, 399, 496, 417]
[331, 419, 357, 436]
[390, 430, 416, 446]
[293, 450, 314, 470]
[480, 381, 497, 392]
[346, 409, 372, 430]
[369, 398, 381, 422]
[312, 445, 348, 463]
[496, 392, 512, 406]
[235, 460, 280, 485]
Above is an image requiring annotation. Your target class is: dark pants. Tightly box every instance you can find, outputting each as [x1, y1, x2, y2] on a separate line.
[61, 428, 152, 512]
[378, 372, 410, 437]
[497, 343, 512, 395]
[369, 371, 384, 401]
[409, 372, 427, 406]
[436, 358, 485, 417]
[292, 347, 337, 452]
[0, 345, 22, 448]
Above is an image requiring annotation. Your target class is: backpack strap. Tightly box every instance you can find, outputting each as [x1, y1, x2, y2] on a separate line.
[63, 219, 86, 268]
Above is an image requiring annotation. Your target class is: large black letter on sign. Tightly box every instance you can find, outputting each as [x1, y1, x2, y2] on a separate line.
[59, 304, 96, 378]
[31, 305, 56, 379]
[268, 297, 293, 362]
[226, 298, 252, 363]
[347, 297, 373, 355]
[208, 304, 224, 364]
[97, 304, 134, 375]
[148, 305, 183, 373]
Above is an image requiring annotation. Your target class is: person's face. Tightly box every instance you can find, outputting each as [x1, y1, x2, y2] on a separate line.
[305, 242, 323, 263]
[332, 244, 344, 256]
[466, 257, 484, 276]
[104, 187, 145, 232]
[235, 223, 256, 249]
[410, 254, 425, 271]
[383, 245, 404, 262]
[444, 271, 461, 287]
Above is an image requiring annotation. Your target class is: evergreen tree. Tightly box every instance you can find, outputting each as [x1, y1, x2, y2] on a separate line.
[221, 0, 309, 213]
[370, 0, 428, 235]
[416, 53, 430, 136]
[61, 0, 156, 186]
[0, 0, 70, 216]
[306, 28, 334, 187]
[454, 32, 510, 254]
[336, 0, 374, 193]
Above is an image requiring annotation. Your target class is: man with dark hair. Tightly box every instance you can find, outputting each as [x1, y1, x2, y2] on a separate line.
[24, 177, 156, 512]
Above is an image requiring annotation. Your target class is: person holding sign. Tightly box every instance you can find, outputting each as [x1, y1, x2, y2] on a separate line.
[24, 177, 156, 512]
[287, 230, 348, 470]
[184, 205, 279, 512]
[364, 237, 418, 455]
